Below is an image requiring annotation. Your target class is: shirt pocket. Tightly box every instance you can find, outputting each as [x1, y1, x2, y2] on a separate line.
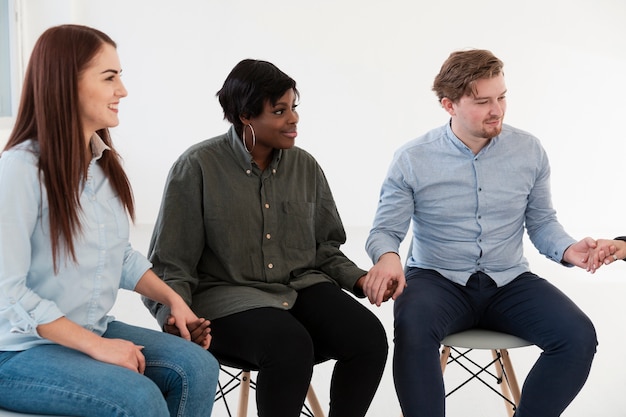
[281, 201, 316, 249]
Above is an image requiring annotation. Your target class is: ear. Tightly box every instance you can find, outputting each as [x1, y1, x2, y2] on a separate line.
[239, 114, 252, 126]
[441, 97, 456, 117]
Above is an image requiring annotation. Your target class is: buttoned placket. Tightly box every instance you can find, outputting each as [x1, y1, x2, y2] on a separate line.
[260, 167, 279, 279]
[84, 161, 104, 330]
[473, 155, 485, 273]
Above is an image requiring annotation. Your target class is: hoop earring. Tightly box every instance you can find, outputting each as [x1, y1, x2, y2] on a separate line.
[242, 124, 256, 153]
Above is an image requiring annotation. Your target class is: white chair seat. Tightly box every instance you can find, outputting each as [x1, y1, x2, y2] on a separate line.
[442, 328, 532, 349]
[438, 328, 534, 417]
[0, 410, 71, 417]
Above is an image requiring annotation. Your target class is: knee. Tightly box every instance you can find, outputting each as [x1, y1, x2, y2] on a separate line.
[360, 315, 389, 361]
[260, 332, 315, 371]
[393, 317, 440, 352]
[550, 316, 598, 361]
[194, 351, 220, 388]
[124, 379, 170, 417]
[570, 318, 598, 358]
[178, 344, 220, 392]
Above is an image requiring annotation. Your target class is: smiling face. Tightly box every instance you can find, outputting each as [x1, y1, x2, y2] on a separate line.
[442, 73, 507, 153]
[242, 88, 299, 154]
[77, 43, 127, 142]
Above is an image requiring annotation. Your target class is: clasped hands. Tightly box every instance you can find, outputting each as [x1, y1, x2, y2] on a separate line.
[572, 237, 626, 273]
[163, 312, 212, 349]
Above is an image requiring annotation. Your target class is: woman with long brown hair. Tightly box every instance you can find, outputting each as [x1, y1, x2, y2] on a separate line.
[0, 24, 218, 417]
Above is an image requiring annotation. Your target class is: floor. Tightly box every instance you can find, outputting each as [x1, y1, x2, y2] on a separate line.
[108, 224, 626, 417]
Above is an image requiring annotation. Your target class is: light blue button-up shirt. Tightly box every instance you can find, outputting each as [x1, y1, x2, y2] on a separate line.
[0, 136, 151, 351]
[366, 122, 576, 287]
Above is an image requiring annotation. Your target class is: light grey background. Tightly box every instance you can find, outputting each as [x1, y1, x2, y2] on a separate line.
[2, 1, 626, 415]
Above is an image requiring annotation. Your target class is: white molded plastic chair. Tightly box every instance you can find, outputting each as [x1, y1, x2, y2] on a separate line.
[401, 243, 533, 416]
[440, 328, 532, 417]
[399, 328, 532, 417]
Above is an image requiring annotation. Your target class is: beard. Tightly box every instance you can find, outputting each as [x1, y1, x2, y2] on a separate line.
[480, 119, 502, 139]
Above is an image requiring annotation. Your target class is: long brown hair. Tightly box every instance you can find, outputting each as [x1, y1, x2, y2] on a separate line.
[4, 24, 135, 271]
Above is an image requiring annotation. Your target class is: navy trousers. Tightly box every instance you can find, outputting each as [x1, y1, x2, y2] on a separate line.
[393, 268, 597, 417]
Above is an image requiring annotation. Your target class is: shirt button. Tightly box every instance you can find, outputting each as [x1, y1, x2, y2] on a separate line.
[246, 169, 251, 175]
[265, 203, 270, 209]
[272, 169, 277, 174]
[268, 263, 274, 269]
[266, 234, 271, 239]
[282, 302, 289, 307]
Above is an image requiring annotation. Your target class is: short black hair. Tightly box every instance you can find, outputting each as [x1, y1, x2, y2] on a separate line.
[217, 59, 299, 134]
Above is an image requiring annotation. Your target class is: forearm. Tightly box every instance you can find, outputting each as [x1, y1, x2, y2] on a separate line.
[37, 316, 103, 356]
[134, 269, 184, 309]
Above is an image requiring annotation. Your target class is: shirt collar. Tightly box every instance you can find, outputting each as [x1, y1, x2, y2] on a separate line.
[228, 125, 283, 172]
[445, 119, 499, 155]
[89, 133, 111, 160]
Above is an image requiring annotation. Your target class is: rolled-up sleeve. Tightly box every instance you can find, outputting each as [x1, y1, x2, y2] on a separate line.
[120, 243, 152, 291]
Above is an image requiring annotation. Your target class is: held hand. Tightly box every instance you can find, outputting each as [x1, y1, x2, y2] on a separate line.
[90, 338, 146, 374]
[594, 239, 626, 266]
[360, 252, 406, 307]
[164, 309, 212, 349]
[563, 237, 598, 272]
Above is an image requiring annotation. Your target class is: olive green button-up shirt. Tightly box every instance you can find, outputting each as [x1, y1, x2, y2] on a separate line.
[144, 127, 366, 326]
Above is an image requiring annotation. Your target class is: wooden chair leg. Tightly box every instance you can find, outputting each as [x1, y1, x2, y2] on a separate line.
[491, 350, 515, 417]
[440, 345, 451, 373]
[492, 349, 521, 417]
[500, 348, 522, 405]
[237, 370, 251, 417]
[306, 384, 325, 417]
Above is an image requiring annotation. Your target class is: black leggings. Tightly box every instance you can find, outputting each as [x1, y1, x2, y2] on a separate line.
[209, 282, 388, 417]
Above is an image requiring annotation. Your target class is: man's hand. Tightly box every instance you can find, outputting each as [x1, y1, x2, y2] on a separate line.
[359, 252, 406, 306]
[563, 237, 598, 272]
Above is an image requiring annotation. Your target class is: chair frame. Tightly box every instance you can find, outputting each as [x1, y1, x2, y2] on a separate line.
[215, 365, 325, 417]
[440, 343, 522, 417]
[402, 243, 529, 417]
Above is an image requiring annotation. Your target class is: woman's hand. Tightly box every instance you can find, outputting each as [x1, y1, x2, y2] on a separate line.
[89, 337, 146, 373]
[134, 269, 212, 348]
[37, 316, 146, 373]
[165, 300, 212, 349]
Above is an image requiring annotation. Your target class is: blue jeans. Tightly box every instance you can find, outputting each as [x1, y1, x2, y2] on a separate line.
[393, 268, 597, 417]
[0, 321, 219, 417]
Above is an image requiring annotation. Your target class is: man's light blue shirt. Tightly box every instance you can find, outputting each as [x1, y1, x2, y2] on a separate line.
[0, 136, 151, 350]
[366, 122, 576, 286]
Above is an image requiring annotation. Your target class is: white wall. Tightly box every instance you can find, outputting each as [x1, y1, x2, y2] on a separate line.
[3, 2, 626, 416]
[4, 0, 625, 237]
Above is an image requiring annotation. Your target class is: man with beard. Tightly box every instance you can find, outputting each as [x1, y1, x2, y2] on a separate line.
[361, 49, 598, 417]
